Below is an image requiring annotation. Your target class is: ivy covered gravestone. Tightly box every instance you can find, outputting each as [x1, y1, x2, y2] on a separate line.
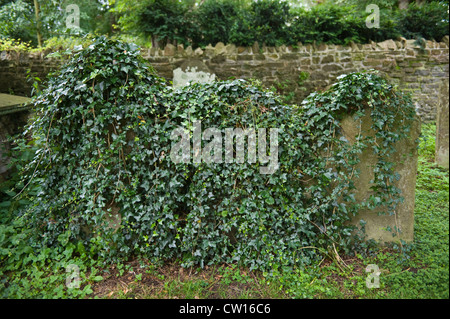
[340, 110, 420, 243]
[17, 37, 418, 269]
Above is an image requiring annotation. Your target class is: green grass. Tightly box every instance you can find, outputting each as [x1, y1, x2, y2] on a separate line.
[0, 123, 448, 299]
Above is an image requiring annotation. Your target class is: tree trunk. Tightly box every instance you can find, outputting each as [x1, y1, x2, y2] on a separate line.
[33, 0, 42, 47]
[151, 35, 159, 49]
[399, 0, 410, 10]
[415, 0, 425, 6]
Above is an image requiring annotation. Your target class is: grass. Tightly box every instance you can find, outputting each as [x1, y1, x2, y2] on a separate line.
[87, 123, 450, 300]
[0, 123, 448, 299]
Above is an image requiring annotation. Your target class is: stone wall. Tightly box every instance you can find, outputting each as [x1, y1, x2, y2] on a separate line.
[142, 38, 449, 122]
[0, 38, 448, 121]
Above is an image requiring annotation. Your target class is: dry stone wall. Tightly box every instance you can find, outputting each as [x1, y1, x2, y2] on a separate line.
[142, 38, 448, 122]
[0, 38, 449, 122]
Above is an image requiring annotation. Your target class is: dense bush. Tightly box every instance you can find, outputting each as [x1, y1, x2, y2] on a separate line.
[140, 0, 198, 47]
[289, 4, 366, 45]
[194, 0, 241, 48]
[10, 37, 417, 270]
[249, 0, 291, 46]
[136, 0, 449, 48]
[397, 2, 450, 41]
[0, 0, 111, 46]
[0, 0, 35, 44]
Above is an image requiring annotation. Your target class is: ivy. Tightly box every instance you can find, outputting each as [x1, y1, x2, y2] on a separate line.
[13, 37, 417, 271]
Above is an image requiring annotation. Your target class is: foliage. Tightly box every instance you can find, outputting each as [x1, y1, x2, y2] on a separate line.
[0, 37, 33, 51]
[397, 2, 450, 41]
[2, 113, 447, 299]
[228, 8, 257, 47]
[248, 0, 292, 46]
[118, 0, 448, 48]
[416, 123, 449, 192]
[194, 0, 241, 47]
[7, 37, 418, 273]
[290, 4, 367, 45]
[0, 0, 112, 47]
[0, 0, 35, 44]
[0, 139, 100, 298]
[2, 0, 448, 50]
[139, 0, 198, 48]
[331, 0, 398, 10]
[108, 0, 152, 35]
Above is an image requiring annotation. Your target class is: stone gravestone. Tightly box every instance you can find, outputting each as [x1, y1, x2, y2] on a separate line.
[340, 111, 420, 243]
[436, 80, 449, 169]
[0, 94, 31, 181]
[172, 59, 216, 88]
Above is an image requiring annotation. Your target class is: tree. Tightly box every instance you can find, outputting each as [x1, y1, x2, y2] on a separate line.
[33, 0, 42, 46]
[139, 0, 197, 48]
[0, 0, 35, 44]
[399, 0, 410, 9]
[0, 0, 109, 47]
[195, 0, 241, 47]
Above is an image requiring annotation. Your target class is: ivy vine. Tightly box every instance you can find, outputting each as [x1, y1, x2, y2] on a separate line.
[14, 37, 417, 270]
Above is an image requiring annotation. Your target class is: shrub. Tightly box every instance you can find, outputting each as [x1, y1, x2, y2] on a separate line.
[15, 37, 417, 271]
[194, 0, 241, 47]
[140, 0, 197, 48]
[290, 4, 365, 45]
[0, 0, 35, 44]
[228, 9, 257, 47]
[250, 0, 292, 46]
[397, 2, 450, 41]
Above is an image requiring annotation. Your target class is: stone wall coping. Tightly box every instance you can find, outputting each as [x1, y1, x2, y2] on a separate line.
[1, 37, 448, 61]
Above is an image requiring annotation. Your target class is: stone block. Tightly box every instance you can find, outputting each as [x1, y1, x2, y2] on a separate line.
[436, 80, 449, 169]
[341, 111, 420, 243]
[184, 46, 194, 57]
[237, 47, 248, 54]
[194, 47, 204, 56]
[377, 39, 397, 51]
[237, 55, 254, 61]
[225, 44, 237, 55]
[322, 64, 344, 72]
[164, 44, 176, 56]
[281, 53, 299, 60]
[251, 42, 260, 54]
[214, 42, 226, 55]
[321, 55, 335, 64]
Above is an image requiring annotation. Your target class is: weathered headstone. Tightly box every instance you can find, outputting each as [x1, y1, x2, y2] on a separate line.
[436, 80, 449, 169]
[340, 111, 420, 243]
[0, 94, 31, 181]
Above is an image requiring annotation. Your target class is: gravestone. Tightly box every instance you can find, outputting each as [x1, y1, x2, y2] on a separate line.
[340, 111, 420, 243]
[436, 80, 449, 169]
[0, 94, 31, 181]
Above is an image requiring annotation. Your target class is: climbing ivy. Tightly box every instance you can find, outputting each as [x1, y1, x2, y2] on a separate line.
[13, 37, 417, 270]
